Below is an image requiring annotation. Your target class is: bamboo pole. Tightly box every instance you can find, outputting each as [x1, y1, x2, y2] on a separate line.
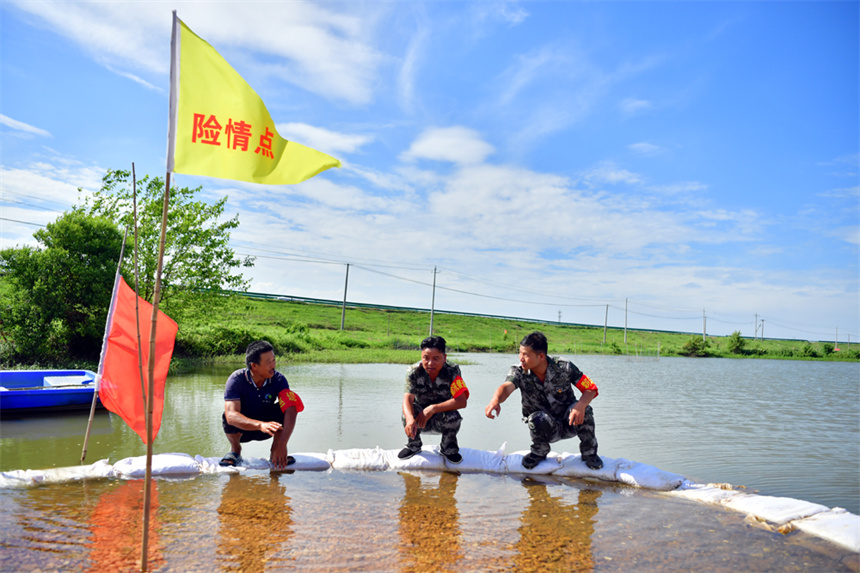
[132, 165, 147, 437]
[81, 226, 128, 463]
[140, 171, 171, 572]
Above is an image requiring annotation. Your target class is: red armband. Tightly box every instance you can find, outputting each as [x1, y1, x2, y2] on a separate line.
[278, 389, 304, 413]
[450, 375, 469, 400]
[575, 374, 598, 397]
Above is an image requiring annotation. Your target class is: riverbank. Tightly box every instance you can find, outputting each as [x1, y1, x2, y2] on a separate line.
[3, 293, 857, 370]
[172, 295, 860, 364]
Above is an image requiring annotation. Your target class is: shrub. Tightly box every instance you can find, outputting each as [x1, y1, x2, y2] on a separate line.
[727, 331, 746, 355]
[680, 337, 711, 357]
[798, 343, 820, 358]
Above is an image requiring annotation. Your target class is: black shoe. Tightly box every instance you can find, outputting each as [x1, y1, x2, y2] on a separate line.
[398, 447, 420, 460]
[522, 452, 546, 469]
[443, 451, 462, 464]
[583, 454, 603, 470]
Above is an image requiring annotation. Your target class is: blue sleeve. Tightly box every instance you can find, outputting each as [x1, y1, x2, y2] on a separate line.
[273, 371, 290, 392]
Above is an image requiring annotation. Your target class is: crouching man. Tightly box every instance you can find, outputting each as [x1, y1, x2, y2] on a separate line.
[399, 336, 469, 464]
[485, 331, 603, 470]
[220, 340, 303, 469]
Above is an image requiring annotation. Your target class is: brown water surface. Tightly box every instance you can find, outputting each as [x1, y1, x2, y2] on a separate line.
[0, 471, 856, 572]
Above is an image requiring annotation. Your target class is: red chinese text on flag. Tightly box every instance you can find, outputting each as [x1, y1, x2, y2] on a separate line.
[98, 277, 178, 444]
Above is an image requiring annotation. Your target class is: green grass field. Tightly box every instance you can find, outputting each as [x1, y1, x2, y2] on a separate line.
[172, 294, 859, 368]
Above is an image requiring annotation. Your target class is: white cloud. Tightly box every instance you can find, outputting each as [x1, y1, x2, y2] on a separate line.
[397, 26, 430, 115]
[0, 114, 51, 137]
[620, 97, 652, 116]
[276, 123, 373, 156]
[400, 126, 495, 165]
[472, 1, 529, 26]
[583, 162, 643, 186]
[628, 142, 662, 156]
[9, 0, 386, 105]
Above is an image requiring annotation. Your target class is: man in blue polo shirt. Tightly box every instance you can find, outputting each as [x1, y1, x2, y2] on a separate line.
[220, 340, 303, 469]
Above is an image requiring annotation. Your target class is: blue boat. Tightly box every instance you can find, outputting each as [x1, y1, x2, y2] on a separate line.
[0, 370, 101, 414]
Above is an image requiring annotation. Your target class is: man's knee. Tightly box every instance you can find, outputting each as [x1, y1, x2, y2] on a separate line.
[527, 411, 557, 441]
[427, 409, 462, 434]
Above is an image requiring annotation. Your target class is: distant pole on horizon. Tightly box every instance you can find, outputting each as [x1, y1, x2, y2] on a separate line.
[624, 298, 628, 345]
[755, 314, 759, 339]
[558, 310, 562, 323]
[702, 309, 706, 342]
[603, 304, 608, 344]
[429, 267, 437, 336]
[761, 319, 765, 340]
[340, 263, 349, 331]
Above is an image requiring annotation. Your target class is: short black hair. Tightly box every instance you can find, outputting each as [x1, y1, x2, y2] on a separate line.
[520, 331, 548, 355]
[246, 340, 275, 369]
[420, 335, 447, 354]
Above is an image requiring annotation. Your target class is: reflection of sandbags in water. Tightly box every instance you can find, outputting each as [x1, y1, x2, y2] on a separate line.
[217, 474, 294, 573]
[514, 480, 600, 573]
[398, 472, 463, 572]
[87, 479, 163, 573]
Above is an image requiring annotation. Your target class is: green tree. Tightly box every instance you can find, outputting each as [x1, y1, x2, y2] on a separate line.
[80, 169, 254, 317]
[727, 330, 746, 355]
[0, 211, 124, 362]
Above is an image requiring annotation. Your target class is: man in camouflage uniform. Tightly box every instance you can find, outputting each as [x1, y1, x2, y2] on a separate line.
[399, 336, 469, 464]
[485, 331, 603, 470]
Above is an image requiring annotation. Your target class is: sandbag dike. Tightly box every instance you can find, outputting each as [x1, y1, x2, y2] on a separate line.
[2, 444, 857, 553]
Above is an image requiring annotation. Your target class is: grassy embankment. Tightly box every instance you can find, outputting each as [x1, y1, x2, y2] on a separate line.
[170, 294, 858, 370]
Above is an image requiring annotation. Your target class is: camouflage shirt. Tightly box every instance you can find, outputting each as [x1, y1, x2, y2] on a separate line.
[505, 356, 598, 419]
[405, 361, 469, 406]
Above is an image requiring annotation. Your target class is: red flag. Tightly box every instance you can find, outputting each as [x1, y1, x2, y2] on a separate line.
[99, 277, 178, 444]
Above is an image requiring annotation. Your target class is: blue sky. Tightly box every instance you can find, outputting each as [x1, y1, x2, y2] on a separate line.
[1, 1, 857, 342]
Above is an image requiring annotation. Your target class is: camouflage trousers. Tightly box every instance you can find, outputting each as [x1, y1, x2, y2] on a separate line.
[402, 402, 462, 456]
[524, 401, 598, 458]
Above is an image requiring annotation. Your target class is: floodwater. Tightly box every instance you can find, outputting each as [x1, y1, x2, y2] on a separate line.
[1, 354, 858, 571]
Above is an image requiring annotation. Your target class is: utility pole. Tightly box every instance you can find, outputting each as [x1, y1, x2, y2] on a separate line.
[761, 319, 765, 340]
[754, 314, 759, 339]
[624, 298, 628, 345]
[340, 263, 349, 331]
[603, 304, 608, 344]
[558, 310, 562, 323]
[429, 267, 437, 336]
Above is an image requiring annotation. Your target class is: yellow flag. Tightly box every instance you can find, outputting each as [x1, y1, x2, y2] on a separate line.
[167, 13, 341, 184]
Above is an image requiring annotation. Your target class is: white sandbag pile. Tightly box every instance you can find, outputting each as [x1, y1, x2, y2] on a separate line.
[666, 482, 860, 552]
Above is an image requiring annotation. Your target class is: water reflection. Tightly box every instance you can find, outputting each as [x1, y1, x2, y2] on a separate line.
[217, 474, 294, 572]
[398, 471, 463, 572]
[514, 478, 600, 573]
[86, 480, 162, 572]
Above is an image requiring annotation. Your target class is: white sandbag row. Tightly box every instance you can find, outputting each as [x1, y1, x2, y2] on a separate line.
[326, 444, 686, 491]
[110, 452, 331, 477]
[0, 459, 115, 487]
[665, 482, 860, 552]
[0, 452, 331, 487]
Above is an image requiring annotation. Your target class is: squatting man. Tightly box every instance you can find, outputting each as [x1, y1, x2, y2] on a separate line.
[486, 331, 603, 470]
[398, 336, 469, 464]
[219, 340, 304, 469]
